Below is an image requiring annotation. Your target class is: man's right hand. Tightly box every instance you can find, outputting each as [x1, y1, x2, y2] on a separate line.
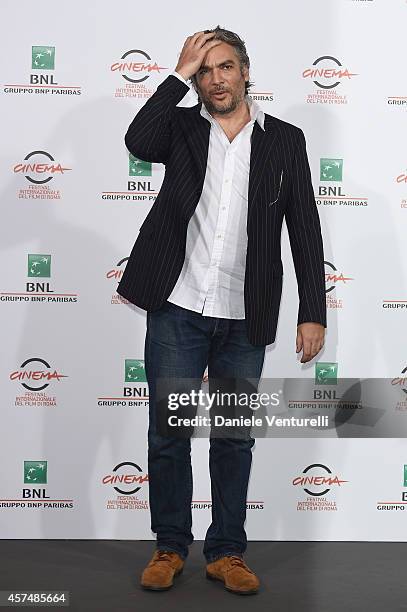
[175, 31, 221, 81]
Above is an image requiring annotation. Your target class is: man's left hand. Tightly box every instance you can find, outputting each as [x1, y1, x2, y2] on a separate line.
[296, 322, 325, 364]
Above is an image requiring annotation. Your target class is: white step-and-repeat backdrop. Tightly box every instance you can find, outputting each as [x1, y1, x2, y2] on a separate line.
[1, 0, 406, 540]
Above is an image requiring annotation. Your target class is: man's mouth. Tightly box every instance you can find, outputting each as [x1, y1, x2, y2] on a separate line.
[211, 91, 228, 99]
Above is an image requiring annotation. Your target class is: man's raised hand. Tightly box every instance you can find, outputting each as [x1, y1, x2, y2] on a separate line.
[175, 31, 221, 81]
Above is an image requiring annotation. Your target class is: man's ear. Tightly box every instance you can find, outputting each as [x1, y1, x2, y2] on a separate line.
[242, 65, 249, 82]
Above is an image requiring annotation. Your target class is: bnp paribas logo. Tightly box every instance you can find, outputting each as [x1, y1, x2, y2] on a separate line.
[129, 154, 152, 177]
[320, 158, 343, 182]
[315, 362, 338, 385]
[404, 465, 407, 487]
[28, 254, 51, 278]
[125, 359, 146, 383]
[31, 46, 55, 70]
[24, 461, 47, 484]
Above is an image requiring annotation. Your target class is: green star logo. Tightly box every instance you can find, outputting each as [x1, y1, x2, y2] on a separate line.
[320, 158, 343, 181]
[32, 46, 55, 70]
[315, 362, 338, 385]
[24, 461, 48, 484]
[125, 359, 146, 383]
[129, 154, 152, 177]
[27, 254, 51, 278]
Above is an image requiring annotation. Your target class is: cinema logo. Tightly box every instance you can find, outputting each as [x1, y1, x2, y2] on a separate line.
[303, 56, 358, 105]
[293, 463, 348, 511]
[111, 49, 168, 99]
[391, 365, 407, 411]
[97, 359, 149, 407]
[3, 46, 82, 96]
[316, 158, 368, 207]
[396, 168, 407, 209]
[103, 461, 149, 510]
[0, 461, 74, 510]
[10, 357, 67, 408]
[325, 260, 353, 309]
[106, 257, 130, 304]
[13, 150, 72, 200]
[101, 153, 159, 202]
[0, 254, 78, 303]
[376, 465, 407, 511]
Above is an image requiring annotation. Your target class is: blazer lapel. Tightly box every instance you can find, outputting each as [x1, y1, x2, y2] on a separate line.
[178, 106, 210, 188]
[248, 117, 279, 214]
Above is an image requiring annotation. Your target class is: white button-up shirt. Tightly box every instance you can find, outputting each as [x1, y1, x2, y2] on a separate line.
[167, 70, 265, 319]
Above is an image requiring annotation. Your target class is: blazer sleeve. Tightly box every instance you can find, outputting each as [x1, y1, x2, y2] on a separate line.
[124, 74, 190, 164]
[285, 128, 327, 328]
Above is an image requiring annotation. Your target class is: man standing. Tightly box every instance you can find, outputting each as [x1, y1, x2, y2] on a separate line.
[118, 26, 326, 595]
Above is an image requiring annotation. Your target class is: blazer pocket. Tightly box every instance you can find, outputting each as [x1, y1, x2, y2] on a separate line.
[268, 169, 284, 207]
[138, 218, 156, 239]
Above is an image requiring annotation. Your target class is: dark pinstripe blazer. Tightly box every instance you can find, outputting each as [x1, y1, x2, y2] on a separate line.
[117, 74, 327, 346]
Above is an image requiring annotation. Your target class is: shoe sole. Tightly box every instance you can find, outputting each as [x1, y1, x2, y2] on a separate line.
[206, 570, 259, 595]
[141, 566, 183, 591]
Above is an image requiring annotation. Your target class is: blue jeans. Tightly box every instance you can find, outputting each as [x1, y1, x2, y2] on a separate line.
[144, 300, 266, 563]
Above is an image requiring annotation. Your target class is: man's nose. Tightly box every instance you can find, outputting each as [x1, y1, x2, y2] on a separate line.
[210, 68, 225, 85]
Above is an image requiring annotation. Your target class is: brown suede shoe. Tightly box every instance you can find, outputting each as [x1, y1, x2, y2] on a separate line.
[206, 555, 260, 595]
[140, 550, 184, 591]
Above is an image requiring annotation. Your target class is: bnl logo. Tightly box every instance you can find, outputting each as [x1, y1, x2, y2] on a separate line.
[314, 362, 338, 400]
[128, 154, 153, 192]
[23, 460, 49, 499]
[30, 46, 57, 85]
[124, 359, 148, 399]
[318, 158, 345, 197]
[125, 360, 146, 383]
[26, 254, 53, 293]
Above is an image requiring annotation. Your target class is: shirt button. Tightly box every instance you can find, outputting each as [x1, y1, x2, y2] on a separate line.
[217, 234, 222, 238]
[222, 206, 226, 210]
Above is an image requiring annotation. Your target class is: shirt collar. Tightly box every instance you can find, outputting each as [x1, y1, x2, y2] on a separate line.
[200, 94, 265, 131]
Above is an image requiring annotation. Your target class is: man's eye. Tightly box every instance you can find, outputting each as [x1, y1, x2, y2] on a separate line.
[223, 65, 232, 69]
